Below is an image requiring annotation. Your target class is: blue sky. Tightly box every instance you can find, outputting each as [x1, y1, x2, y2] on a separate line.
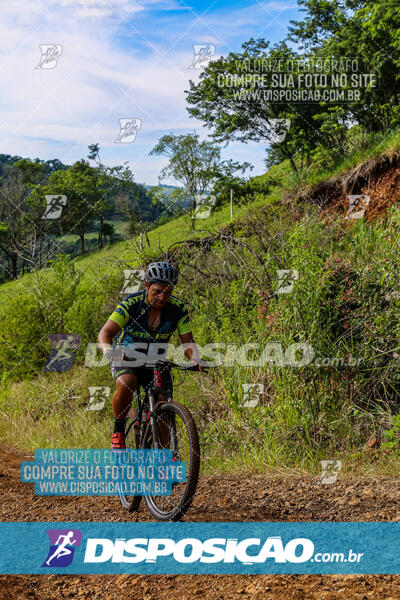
[0, 0, 300, 185]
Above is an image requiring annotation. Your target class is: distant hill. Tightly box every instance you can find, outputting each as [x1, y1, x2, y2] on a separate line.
[0, 154, 69, 177]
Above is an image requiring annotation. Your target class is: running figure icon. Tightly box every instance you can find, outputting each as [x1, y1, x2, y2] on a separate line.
[45, 531, 77, 566]
[42, 529, 82, 568]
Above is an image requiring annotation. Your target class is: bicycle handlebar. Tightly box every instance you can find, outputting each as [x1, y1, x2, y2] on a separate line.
[109, 350, 215, 373]
[153, 359, 210, 373]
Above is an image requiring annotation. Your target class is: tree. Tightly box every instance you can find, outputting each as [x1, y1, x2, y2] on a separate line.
[0, 160, 49, 278]
[150, 133, 251, 229]
[88, 143, 163, 248]
[149, 186, 187, 221]
[42, 160, 99, 256]
[87, 143, 127, 249]
[186, 4, 400, 174]
[186, 39, 328, 174]
[0, 167, 26, 278]
[288, 0, 400, 132]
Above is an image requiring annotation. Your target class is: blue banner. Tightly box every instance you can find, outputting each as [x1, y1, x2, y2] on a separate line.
[0, 522, 399, 574]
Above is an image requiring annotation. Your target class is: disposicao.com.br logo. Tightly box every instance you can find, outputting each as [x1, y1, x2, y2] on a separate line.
[82, 536, 362, 565]
[42, 529, 82, 568]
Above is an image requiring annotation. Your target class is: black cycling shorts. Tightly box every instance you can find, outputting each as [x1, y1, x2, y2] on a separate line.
[111, 364, 173, 399]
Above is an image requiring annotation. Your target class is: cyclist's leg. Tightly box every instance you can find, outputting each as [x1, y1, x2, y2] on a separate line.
[112, 371, 138, 421]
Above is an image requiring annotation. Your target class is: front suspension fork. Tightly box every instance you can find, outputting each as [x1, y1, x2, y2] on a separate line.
[148, 390, 179, 459]
[147, 391, 159, 449]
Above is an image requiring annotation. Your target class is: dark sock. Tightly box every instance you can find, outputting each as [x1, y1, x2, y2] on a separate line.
[113, 418, 126, 434]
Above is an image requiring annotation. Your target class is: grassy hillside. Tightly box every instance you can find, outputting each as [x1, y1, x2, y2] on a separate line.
[0, 192, 265, 304]
[3, 127, 400, 475]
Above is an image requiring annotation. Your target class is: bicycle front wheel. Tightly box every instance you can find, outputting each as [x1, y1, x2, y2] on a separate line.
[143, 401, 200, 521]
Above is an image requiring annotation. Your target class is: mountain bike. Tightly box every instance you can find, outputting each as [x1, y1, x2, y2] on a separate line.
[118, 359, 206, 521]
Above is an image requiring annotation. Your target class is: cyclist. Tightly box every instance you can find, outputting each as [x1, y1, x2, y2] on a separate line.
[97, 261, 203, 449]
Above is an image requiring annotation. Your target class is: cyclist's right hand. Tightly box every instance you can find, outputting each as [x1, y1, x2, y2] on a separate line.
[190, 358, 204, 372]
[189, 359, 209, 373]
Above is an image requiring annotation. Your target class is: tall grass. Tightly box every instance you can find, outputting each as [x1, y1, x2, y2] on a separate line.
[2, 130, 400, 475]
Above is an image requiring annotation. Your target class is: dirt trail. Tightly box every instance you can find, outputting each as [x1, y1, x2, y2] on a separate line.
[1, 446, 400, 599]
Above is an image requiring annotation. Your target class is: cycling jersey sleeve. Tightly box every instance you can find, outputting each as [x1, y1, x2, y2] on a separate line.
[108, 300, 130, 328]
[177, 308, 192, 336]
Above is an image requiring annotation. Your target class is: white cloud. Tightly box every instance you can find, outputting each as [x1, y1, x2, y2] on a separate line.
[75, 8, 116, 18]
[0, 0, 280, 182]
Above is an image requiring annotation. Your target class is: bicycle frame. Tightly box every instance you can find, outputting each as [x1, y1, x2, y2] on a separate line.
[124, 359, 206, 454]
[119, 358, 206, 519]
[125, 364, 176, 452]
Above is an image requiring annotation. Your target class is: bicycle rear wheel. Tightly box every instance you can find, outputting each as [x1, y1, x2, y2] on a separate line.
[143, 401, 200, 521]
[118, 414, 143, 512]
